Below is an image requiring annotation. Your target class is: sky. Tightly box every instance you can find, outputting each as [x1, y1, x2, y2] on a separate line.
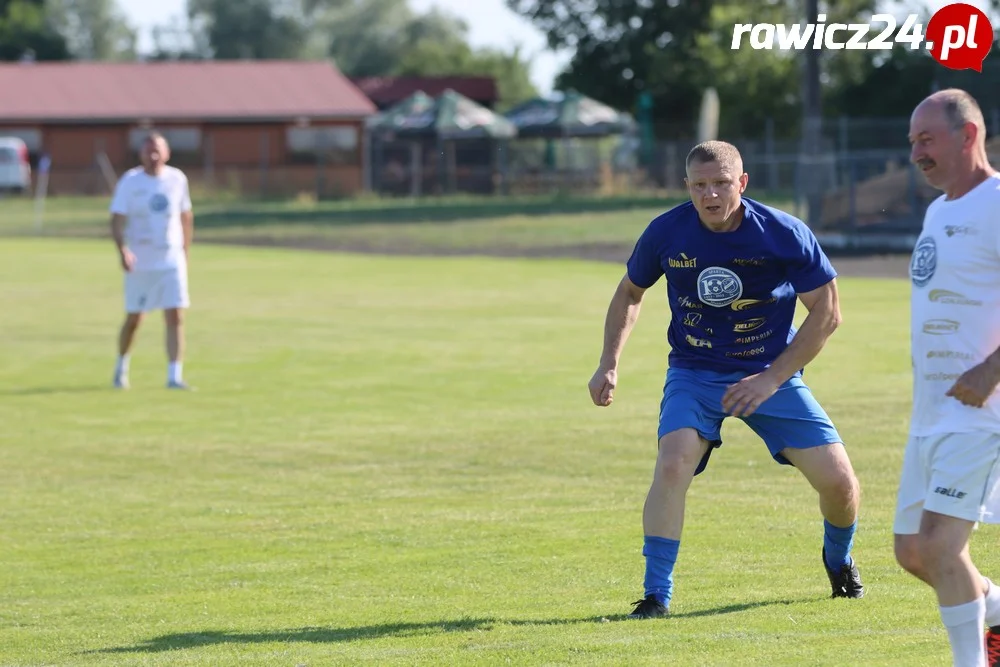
[115, 0, 573, 94]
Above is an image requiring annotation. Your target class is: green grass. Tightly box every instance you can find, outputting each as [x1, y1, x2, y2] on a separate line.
[0, 237, 979, 666]
[1, 193, 798, 256]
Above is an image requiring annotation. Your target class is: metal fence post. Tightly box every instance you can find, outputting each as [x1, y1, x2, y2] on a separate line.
[315, 129, 326, 200]
[204, 132, 213, 191]
[259, 131, 269, 199]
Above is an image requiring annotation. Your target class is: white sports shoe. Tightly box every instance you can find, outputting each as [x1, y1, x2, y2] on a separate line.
[113, 373, 129, 389]
[166, 380, 194, 391]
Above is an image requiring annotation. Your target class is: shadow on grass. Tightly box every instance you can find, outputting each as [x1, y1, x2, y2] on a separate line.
[1, 384, 109, 396]
[90, 599, 803, 654]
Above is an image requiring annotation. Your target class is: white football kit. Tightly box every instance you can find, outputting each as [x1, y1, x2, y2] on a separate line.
[109, 166, 192, 313]
[894, 173, 1000, 534]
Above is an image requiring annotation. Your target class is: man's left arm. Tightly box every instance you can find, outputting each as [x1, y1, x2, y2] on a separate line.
[945, 218, 1000, 406]
[181, 176, 194, 261]
[722, 280, 841, 417]
[182, 210, 194, 260]
[764, 279, 842, 385]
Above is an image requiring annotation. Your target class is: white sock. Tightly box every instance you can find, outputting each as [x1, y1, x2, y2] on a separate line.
[939, 597, 987, 667]
[115, 354, 130, 375]
[168, 361, 183, 384]
[983, 578, 1000, 628]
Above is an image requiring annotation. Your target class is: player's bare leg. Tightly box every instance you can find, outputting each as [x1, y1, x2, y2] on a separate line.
[164, 308, 188, 389]
[644, 429, 712, 539]
[114, 312, 143, 389]
[912, 512, 988, 667]
[895, 529, 1000, 648]
[781, 443, 864, 598]
[630, 428, 711, 618]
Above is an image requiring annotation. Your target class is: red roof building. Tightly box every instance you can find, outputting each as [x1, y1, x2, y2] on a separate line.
[0, 60, 377, 197]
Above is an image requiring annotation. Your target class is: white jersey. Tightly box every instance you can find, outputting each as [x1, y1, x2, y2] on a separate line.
[109, 166, 192, 271]
[909, 172, 1000, 437]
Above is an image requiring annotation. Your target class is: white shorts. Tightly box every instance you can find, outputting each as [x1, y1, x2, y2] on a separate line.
[893, 431, 1000, 534]
[124, 267, 190, 313]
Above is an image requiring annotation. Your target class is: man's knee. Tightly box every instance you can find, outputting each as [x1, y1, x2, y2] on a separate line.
[123, 313, 143, 331]
[164, 308, 184, 327]
[654, 429, 709, 486]
[788, 444, 859, 504]
[914, 513, 972, 569]
[894, 533, 925, 576]
[821, 467, 860, 506]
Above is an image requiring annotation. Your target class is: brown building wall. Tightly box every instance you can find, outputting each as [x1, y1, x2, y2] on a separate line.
[44, 125, 129, 169]
[29, 119, 367, 197]
[206, 124, 285, 167]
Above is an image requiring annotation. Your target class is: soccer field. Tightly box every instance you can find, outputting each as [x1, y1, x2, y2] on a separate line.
[0, 237, 991, 666]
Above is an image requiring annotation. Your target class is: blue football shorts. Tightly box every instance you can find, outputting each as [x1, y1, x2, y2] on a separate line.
[657, 366, 843, 476]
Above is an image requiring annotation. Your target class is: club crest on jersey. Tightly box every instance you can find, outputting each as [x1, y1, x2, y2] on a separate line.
[149, 193, 169, 213]
[697, 267, 743, 307]
[910, 236, 936, 288]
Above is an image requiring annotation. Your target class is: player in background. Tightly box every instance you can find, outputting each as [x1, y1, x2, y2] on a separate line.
[896, 88, 1000, 667]
[588, 140, 864, 619]
[109, 132, 194, 390]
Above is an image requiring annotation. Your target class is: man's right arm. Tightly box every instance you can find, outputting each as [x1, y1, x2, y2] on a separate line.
[589, 274, 650, 407]
[589, 219, 662, 406]
[110, 213, 126, 251]
[599, 274, 649, 372]
[109, 212, 134, 272]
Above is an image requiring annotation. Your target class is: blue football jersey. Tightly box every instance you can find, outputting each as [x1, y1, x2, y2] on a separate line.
[625, 197, 837, 374]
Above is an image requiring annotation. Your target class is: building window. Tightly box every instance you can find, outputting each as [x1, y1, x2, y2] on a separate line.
[286, 126, 358, 164]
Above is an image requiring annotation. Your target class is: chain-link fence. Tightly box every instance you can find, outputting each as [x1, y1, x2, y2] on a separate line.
[5, 112, 999, 251]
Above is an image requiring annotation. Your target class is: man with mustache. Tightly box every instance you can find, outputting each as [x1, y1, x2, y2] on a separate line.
[588, 140, 864, 618]
[896, 88, 1000, 667]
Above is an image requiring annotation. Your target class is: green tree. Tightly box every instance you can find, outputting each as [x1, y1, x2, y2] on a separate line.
[187, 0, 313, 59]
[507, 0, 884, 139]
[324, 0, 424, 76]
[326, 1, 536, 108]
[395, 41, 537, 109]
[46, 0, 137, 60]
[0, 0, 70, 61]
[508, 0, 715, 138]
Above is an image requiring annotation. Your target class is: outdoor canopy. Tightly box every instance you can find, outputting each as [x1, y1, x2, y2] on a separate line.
[370, 89, 517, 140]
[504, 90, 633, 138]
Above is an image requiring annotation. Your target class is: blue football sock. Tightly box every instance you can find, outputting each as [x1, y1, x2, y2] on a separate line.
[823, 519, 857, 571]
[643, 536, 680, 607]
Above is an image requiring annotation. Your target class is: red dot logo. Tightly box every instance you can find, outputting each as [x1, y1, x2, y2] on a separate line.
[926, 3, 994, 71]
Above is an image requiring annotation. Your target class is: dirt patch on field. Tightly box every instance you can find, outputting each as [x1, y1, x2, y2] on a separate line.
[201, 236, 912, 279]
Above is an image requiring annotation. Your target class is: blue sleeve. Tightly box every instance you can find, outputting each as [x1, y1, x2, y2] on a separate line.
[784, 223, 837, 293]
[625, 222, 664, 288]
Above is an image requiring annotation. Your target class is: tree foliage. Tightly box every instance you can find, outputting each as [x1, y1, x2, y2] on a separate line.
[47, 0, 137, 60]
[504, 0, 1000, 139]
[146, 0, 536, 108]
[0, 0, 70, 61]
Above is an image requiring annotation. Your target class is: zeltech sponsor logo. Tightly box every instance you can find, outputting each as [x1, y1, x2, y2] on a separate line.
[733, 317, 767, 332]
[929, 289, 982, 306]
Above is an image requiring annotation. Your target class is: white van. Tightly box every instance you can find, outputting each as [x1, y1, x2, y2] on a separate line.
[0, 137, 32, 194]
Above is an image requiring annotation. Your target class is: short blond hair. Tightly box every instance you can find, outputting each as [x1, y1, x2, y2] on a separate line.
[686, 140, 744, 174]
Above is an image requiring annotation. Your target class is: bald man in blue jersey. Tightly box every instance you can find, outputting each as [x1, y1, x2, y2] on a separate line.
[589, 140, 864, 618]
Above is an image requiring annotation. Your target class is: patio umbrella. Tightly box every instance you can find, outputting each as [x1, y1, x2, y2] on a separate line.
[373, 89, 517, 140]
[504, 90, 632, 139]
